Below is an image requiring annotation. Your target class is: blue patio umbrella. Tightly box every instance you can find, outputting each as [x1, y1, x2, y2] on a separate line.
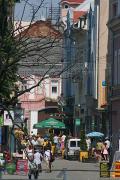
[86, 131, 104, 138]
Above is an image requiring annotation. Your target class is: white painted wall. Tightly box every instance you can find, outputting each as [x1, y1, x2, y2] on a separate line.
[44, 76, 50, 97]
[30, 111, 38, 135]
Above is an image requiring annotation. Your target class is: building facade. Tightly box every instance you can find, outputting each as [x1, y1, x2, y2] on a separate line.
[94, 0, 109, 135]
[61, 0, 98, 136]
[108, 0, 120, 155]
[17, 20, 63, 135]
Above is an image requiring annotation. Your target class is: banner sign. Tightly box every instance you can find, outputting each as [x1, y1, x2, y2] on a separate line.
[16, 160, 28, 175]
[4, 111, 14, 126]
[100, 162, 110, 177]
[115, 161, 120, 177]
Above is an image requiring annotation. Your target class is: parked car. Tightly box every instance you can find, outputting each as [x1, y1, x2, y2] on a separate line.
[64, 138, 81, 160]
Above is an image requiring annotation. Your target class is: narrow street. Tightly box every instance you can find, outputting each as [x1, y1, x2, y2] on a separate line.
[2, 159, 118, 180]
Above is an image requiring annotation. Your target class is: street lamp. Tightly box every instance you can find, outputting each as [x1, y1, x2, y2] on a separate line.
[10, 102, 24, 153]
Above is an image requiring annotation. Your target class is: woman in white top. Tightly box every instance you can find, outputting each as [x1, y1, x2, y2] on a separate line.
[44, 147, 52, 172]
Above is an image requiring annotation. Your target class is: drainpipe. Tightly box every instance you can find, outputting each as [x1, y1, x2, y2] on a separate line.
[108, 25, 114, 167]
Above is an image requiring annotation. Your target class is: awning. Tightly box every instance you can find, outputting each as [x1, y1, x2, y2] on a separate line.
[33, 118, 66, 129]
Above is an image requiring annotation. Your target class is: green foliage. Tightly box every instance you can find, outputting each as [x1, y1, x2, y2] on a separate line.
[80, 129, 87, 151]
[0, 1, 19, 105]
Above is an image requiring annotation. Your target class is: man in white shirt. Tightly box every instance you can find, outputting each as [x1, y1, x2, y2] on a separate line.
[31, 136, 39, 146]
[53, 135, 59, 145]
[34, 150, 43, 173]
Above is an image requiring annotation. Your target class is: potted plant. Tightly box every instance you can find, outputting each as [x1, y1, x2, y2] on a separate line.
[79, 129, 88, 161]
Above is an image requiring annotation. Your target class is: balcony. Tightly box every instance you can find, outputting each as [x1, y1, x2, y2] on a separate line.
[108, 1, 120, 32]
[108, 16, 120, 32]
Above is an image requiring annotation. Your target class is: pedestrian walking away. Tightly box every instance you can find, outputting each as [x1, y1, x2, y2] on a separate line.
[44, 147, 53, 173]
[34, 149, 43, 173]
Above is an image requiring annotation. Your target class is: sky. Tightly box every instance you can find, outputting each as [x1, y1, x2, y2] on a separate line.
[15, 0, 60, 22]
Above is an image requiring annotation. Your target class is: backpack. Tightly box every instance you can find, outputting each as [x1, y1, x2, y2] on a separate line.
[29, 161, 37, 170]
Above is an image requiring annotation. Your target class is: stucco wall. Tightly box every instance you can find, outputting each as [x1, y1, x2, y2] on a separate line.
[98, 0, 109, 108]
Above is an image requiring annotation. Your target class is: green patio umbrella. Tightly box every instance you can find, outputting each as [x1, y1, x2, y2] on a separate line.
[33, 118, 66, 129]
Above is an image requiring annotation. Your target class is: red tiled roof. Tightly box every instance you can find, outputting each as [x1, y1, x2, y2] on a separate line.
[61, 0, 85, 5]
[73, 11, 87, 22]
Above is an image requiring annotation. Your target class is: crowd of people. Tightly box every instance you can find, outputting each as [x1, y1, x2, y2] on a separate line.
[21, 133, 67, 179]
[86, 137, 110, 161]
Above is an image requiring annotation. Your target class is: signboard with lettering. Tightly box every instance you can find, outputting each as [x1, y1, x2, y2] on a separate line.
[100, 162, 110, 178]
[16, 160, 28, 175]
[75, 119, 80, 126]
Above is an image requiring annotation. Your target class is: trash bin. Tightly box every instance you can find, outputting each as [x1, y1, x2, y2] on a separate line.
[6, 163, 16, 175]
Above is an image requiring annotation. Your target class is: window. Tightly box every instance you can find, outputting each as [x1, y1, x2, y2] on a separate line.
[70, 141, 76, 147]
[64, 4, 69, 9]
[77, 141, 80, 147]
[51, 80, 58, 94]
[52, 86, 57, 93]
[112, 2, 118, 17]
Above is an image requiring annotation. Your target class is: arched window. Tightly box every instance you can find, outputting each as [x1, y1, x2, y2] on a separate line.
[64, 4, 69, 9]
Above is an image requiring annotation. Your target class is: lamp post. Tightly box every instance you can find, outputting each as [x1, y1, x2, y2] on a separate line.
[10, 102, 24, 153]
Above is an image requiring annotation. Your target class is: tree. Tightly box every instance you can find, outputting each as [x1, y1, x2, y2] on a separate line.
[0, 0, 80, 158]
[80, 129, 87, 151]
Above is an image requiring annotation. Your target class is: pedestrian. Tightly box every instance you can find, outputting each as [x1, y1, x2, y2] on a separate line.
[26, 145, 34, 160]
[37, 135, 44, 146]
[31, 136, 39, 146]
[53, 134, 59, 156]
[105, 137, 110, 155]
[102, 143, 109, 161]
[44, 147, 52, 173]
[53, 134, 59, 146]
[61, 133, 66, 142]
[96, 139, 104, 161]
[34, 149, 43, 173]
[86, 137, 91, 151]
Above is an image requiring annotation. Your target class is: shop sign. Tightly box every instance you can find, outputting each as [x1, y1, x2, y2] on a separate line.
[16, 159, 28, 175]
[115, 161, 120, 177]
[102, 80, 107, 87]
[75, 118, 80, 126]
[100, 162, 110, 177]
